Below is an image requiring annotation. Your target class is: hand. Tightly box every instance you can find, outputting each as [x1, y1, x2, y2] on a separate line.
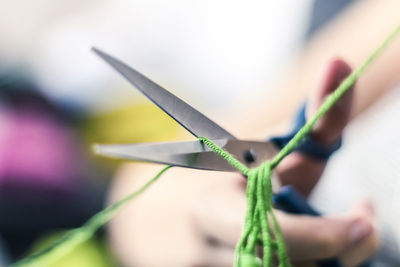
[107, 59, 378, 266]
[276, 59, 354, 197]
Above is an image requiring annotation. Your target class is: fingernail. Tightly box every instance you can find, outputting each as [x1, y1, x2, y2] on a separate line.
[350, 219, 372, 243]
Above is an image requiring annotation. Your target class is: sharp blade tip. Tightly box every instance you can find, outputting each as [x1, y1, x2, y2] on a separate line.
[91, 47, 108, 59]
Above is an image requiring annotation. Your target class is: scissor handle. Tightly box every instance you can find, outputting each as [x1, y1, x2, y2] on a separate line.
[269, 104, 342, 161]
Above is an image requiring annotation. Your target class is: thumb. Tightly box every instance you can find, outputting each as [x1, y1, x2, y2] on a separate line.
[277, 200, 376, 262]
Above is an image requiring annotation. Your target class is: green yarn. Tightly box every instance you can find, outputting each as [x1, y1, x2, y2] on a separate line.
[198, 137, 251, 175]
[200, 138, 290, 267]
[198, 24, 400, 267]
[238, 253, 262, 267]
[11, 166, 172, 267]
[199, 136, 289, 266]
[271, 24, 400, 168]
[11, 24, 400, 266]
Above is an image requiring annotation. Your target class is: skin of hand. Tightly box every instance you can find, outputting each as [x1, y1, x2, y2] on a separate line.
[276, 59, 353, 196]
[107, 59, 378, 267]
[228, 0, 400, 140]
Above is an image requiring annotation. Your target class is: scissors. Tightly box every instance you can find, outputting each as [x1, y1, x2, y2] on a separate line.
[92, 47, 345, 267]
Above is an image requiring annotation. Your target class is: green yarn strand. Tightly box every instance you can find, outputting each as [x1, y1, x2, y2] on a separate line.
[200, 137, 289, 267]
[12, 166, 172, 267]
[198, 137, 250, 175]
[198, 23, 400, 267]
[11, 23, 400, 267]
[271, 24, 400, 168]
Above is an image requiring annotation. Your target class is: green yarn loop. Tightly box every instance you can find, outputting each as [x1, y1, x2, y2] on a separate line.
[11, 24, 400, 267]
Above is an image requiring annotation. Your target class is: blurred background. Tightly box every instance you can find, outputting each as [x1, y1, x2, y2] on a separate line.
[0, 0, 399, 266]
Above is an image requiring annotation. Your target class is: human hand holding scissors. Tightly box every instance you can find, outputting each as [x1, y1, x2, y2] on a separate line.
[93, 49, 377, 266]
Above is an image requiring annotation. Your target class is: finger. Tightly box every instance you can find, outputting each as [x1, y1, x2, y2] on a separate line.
[202, 246, 235, 267]
[339, 201, 379, 267]
[340, 228, 379, 267]
[277, 200, 376, 261]
[275, 152, 326, 196]
[292, 262, 318, 267]
[276, 59, 354, 196]
[308, 58, 354, 145]
[190, 171, 246, 266]
[109, 165, 221, 266]
[191, 171, 246, 248]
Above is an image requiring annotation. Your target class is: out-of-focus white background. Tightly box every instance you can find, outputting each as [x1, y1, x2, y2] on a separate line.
[0, 0, 312, 112]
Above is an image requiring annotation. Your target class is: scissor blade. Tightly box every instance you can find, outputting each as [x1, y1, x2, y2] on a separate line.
[93, 139, 237, 171]
[92, 47, 235, 140]
[94, 139, 279, 171]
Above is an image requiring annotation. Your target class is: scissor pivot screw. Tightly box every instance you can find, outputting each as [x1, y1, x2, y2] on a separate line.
[243, 149, 256, 164]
